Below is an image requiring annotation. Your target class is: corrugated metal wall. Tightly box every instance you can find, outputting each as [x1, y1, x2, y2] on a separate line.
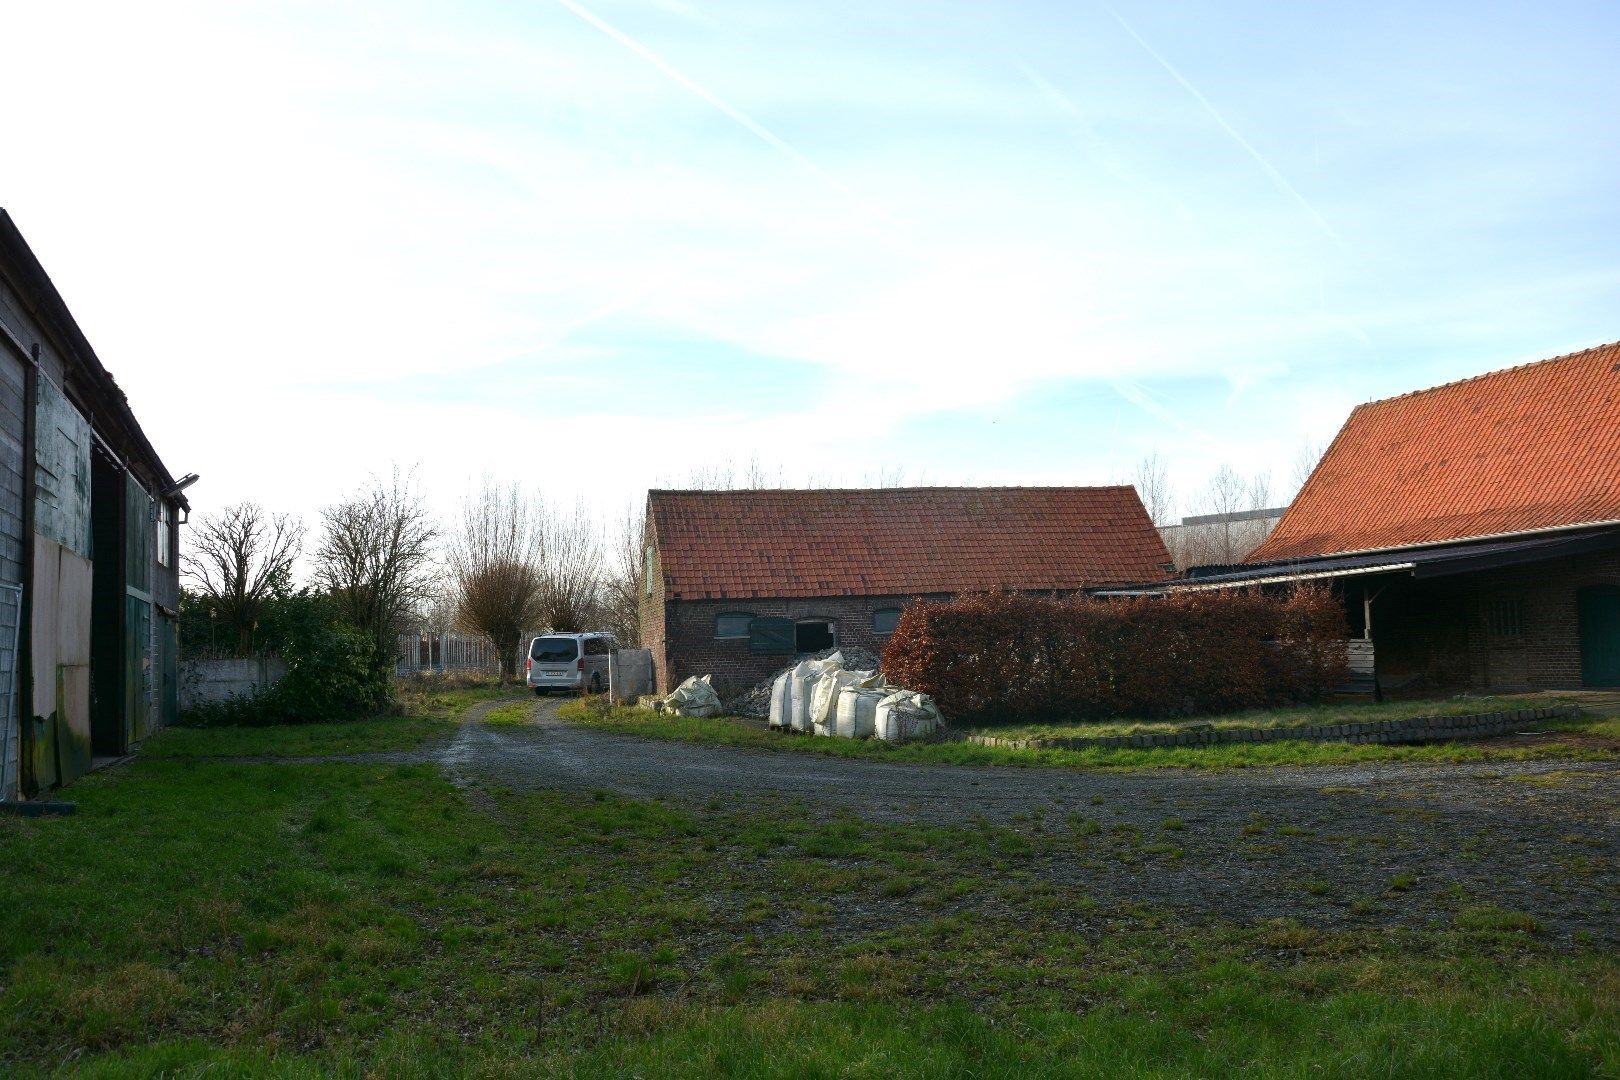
[125, 474, 153, 744]
[0, 350, 24, 800]
[30, 376, 94, 789]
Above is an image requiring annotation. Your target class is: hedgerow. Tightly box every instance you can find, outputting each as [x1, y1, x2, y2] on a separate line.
[880, 588, 1347, 723]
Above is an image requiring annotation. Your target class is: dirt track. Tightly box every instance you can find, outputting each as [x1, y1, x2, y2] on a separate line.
[428, 697, 1620, 942]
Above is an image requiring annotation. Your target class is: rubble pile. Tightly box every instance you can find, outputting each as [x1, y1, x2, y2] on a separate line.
[724, 645, 880, 718]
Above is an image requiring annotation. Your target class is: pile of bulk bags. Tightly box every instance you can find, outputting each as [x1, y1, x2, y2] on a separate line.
[766, 652, 944, 743]
[660, 675, 723, 717]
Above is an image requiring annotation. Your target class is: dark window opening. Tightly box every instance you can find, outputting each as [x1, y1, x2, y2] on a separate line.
[716, 612, 754, 639]
[795, 620, 835, 653]
[584, 636, 612, 656]
[872, 608, 902, 636]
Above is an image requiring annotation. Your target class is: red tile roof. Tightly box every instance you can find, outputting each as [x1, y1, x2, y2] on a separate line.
[1252, 341, 1620, 562]
[648, 486, 1171, 599]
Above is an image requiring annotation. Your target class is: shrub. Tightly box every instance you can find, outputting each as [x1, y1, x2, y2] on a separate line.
[181, 622, 389, 727]
[881, 587, 1347, 723]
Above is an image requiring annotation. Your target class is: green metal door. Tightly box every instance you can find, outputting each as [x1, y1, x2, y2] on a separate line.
[124, 595, 151, 744]
[1577, 585, 1620, 687]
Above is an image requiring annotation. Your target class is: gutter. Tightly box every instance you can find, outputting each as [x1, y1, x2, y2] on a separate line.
[1255, 516, 1620, 565]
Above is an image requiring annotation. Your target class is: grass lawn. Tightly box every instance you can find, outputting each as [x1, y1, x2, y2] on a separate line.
[968, 693, 1581, 741]
[560, 699, 1620, 770]
[0, 716, 1614, 1076]
[145, 681, 516, 759]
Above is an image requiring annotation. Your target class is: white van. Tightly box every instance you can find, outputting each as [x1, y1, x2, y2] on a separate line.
[526, 632, 617, 695]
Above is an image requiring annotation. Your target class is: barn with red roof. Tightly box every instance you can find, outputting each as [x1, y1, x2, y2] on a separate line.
[1184, 341, 1620, 693]
[639, 486, 1173, 696]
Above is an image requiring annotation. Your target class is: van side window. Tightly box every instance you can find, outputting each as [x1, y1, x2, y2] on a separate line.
[584, 637, 610, 656]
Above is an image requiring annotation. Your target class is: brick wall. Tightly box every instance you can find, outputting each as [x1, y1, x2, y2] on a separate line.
[652, 593, 948, 698]
[1373, 548, 1620, 693]
[1461, 548, 1620, 690]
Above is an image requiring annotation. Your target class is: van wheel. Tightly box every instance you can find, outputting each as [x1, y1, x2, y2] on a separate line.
[533, 688, 545, 697]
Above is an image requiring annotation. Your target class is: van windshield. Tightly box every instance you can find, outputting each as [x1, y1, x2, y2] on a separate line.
[530, 637, 579, 663]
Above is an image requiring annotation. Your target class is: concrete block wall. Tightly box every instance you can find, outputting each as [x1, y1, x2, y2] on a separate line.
[179, 656, 288, 712]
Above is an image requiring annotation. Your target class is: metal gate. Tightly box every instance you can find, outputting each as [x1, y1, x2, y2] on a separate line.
[0, 581, 22, 802]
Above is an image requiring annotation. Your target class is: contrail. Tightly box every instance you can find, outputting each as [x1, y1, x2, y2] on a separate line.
[1104, 4, 1343, 246]
[552, 0, 876, 215]
[1110, 377, 1201, 438]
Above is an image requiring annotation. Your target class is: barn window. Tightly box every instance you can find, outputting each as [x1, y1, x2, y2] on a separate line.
[715, 612, 754, 640]
[1485, 598, 1522, 640]
[872, 607, 902, 636]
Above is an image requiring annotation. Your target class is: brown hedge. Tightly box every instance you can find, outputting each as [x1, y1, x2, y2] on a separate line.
[880, 587, 1349, 723]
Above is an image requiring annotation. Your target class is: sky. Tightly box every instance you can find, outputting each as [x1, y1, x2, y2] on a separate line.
[1, 0, 1616, 537]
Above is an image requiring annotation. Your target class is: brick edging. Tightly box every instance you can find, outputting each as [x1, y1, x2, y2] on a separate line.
[956, 705, 1581, 752]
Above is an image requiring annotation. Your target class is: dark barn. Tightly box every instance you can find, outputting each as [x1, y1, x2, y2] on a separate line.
[0, 210, 191, 801]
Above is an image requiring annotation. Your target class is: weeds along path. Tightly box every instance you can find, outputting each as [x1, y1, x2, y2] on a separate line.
[432, 697, 1620, 940]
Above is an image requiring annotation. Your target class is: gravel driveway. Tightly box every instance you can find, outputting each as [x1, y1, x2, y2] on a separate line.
[440, 697, 1619, 942]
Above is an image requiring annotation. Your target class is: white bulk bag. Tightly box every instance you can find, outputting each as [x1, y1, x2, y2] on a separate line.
[790, 654, 844, 733]
[834, 685, 887, 739]
[767, 669, 795, 729]
[662, 675, 722, 718]
[810, 669, 872, 736]
[873, 690, 943, 743]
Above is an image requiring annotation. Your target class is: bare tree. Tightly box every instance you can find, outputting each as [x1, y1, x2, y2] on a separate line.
[313, 470, 439, 658]
[1183, 464, 1276, 566]
[182, 502, 305, 656]
[1291, 439, 1326, 498]
[536, 498, 604, 633]
[598, 503, 647, 646]
[1132, 451, 1175, 527]
[447, 481, 543, 679]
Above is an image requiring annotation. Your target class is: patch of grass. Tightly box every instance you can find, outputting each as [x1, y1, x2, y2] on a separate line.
[1456, 905, 1543, 934]
[482, 701, 536, 727]
[148, 681, 514, 758]
[1161, 817, 1185, 831]
[556, 700, 1616, 771]
[2, 727, 1614, 1076]
[965, 693, 1580, 741]
[1391, 873, 1418, 892]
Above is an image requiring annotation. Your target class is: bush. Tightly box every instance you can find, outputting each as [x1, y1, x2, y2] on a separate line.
[880, 588, 1348, 723]
[181, 622, 389, 727]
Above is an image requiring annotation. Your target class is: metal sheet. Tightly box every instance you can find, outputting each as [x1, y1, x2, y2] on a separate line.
[0, 582, 21, 801]
[33, 377, 90, 559]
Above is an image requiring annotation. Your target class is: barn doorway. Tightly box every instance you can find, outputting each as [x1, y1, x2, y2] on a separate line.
[1578, 585, 1620, 687]
[795, 619, 835, 654]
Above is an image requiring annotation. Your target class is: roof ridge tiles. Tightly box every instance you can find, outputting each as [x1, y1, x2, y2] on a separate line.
[1358, 339, 1620, 411]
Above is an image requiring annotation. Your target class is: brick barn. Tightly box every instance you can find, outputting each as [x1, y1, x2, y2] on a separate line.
[1186, 341, 1620, 693]
[638, 486, 1173, 697]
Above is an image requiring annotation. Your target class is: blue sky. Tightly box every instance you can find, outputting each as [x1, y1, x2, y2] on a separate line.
[1, 0, 1615, 527]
